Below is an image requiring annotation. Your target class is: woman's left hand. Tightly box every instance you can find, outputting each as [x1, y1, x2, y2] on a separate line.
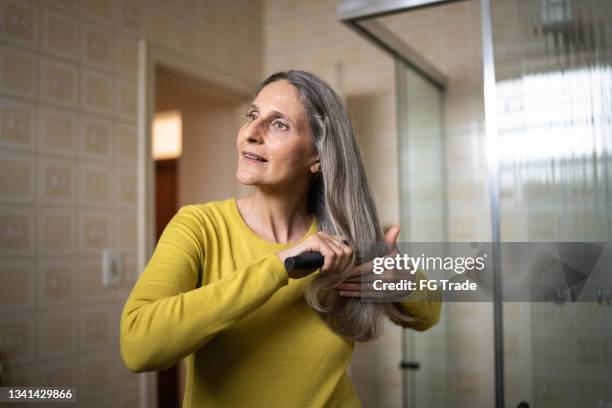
[332, 225, 407, 298]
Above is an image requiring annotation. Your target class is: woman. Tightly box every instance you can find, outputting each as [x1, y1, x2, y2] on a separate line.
[120, 70, 440, 407]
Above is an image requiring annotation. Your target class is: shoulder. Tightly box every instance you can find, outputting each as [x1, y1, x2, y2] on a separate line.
[178, 198, 235, 216]
[172, 198, 237, 229]
[160, 199, 236, 251]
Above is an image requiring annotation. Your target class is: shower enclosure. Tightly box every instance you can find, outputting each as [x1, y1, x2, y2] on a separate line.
[338, 0, 612, 407]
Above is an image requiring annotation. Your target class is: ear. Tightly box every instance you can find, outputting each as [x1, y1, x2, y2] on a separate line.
[309, 158, 321, 174]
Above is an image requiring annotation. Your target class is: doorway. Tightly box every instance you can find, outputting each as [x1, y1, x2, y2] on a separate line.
[137, 40, 254, 408]
[152, 64, 250, 406]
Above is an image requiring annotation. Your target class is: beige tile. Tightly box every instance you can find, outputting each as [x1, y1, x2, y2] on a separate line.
[78, 352, 113, 401]
[199, 30, 223, 65]
[81, 23, 115, 70]
[117, 391, 140, 408]
[78, 164, 112, 206]
[199, 0, 222, 29]
[41, 7, 79, 60]
[176, 25, 199, 57]
[87, 396, 120, 408]
[116, 35, 138, 77]
[38, 309, 77, 359]
[572, 375, 604, 408]
[439, 20, 476, 58]
[0, 205, 34, 255]
[78, 211, 112, 254]
[534, 374, 566, 406]
[0, 97, 37, 151]
[533, 332, 567, 365]
[38, 358, 77, 387]
[37, 208, 77, 255]
[0, 259, 35, 310]
[0, 150, 35, 203]
[3, 362, 38, 386]
[448, 206, 491, 241]
[79, 115, 114, 161]
[114, 122, 137, 163]
[0, 0, 39, 49]
[38, 258, 77, 306]
[450, 331, 480, 356]
[148, 11, 175, 47]
[80, 0, 114, 26]
[532, 302, 566, 323]
[575, 332, 602, 367]
[117, 0, 145, 35]
[447, 170, 489, 206]
[0, 313, 35, 364]
[452, 368, 482, 400]
[115, 167, 136, 207]
[0, 45, 38, 100]
[177, 0, 199, 20]
[39, 57, 78, 109]
[78, 304, 115, 351]
[80, 69, 115, 116]
[38, 105, 78, 156]
[43, 0, 79, 14]
[574, 302, 603, 323]
[115, 212, 137, 251]
[445, 131, 486, 171]
[115, 78, 137, 120]
[37, 156, 77, 205]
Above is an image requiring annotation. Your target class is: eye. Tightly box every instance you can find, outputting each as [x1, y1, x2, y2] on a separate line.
[273, 120, 289, 131]
[246, 111, 257, 121]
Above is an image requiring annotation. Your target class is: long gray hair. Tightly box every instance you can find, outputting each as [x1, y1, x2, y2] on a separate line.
[255, 70, 413, 342]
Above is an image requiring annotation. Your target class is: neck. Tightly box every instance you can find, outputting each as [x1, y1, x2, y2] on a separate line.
[238, 185, 313, 244]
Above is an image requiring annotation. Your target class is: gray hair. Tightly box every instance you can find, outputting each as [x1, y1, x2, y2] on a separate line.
[255, 70, 413, 342]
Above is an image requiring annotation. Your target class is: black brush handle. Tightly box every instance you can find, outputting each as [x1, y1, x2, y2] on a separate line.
[284, 252, 324, 271]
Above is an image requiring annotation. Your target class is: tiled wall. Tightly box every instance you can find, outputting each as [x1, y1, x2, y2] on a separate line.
[0, 0, 262, 406]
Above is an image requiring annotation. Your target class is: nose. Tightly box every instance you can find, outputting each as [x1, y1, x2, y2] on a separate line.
[243, 119, 264, 144]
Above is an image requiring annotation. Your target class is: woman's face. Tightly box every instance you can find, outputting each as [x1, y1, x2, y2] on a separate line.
[236, 80, 319, 190]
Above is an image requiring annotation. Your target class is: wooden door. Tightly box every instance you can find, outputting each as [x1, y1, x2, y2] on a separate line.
[154, 158, 180, 408]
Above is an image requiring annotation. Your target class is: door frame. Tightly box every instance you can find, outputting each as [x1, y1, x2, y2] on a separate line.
[136, 39, 255, 408]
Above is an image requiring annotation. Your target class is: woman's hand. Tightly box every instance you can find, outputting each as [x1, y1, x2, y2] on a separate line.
[332, 225, 408, 298]
[276, 231, 353, 279]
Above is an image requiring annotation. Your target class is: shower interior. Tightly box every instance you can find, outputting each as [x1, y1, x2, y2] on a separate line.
[338, 0, 612, 407]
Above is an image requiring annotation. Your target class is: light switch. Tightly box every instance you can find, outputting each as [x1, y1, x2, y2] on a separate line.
[101, 249, 122, 288]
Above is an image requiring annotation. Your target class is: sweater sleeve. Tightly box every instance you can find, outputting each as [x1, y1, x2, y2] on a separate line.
[387, 270, 442, 331]
[120, 206, 289, 373]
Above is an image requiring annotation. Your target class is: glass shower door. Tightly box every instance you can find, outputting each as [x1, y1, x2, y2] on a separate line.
[490, 0, 612, 406]
[396, 59, 448, 408]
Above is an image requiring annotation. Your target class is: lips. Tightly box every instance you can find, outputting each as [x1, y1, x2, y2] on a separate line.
[242, 151, 267, 163]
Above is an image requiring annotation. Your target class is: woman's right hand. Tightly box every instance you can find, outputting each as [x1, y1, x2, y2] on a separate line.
[276, 232, 353, 279]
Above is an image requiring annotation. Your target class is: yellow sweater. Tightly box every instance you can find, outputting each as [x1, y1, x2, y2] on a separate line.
[120, 198, 441, 407]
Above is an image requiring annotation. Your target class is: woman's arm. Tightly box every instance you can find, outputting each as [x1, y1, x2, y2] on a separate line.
[119, 206, 289, 373]
[387, 270, 442, 331]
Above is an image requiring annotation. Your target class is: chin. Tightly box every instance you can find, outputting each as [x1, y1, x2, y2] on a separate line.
[236, 171, 261, 186]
